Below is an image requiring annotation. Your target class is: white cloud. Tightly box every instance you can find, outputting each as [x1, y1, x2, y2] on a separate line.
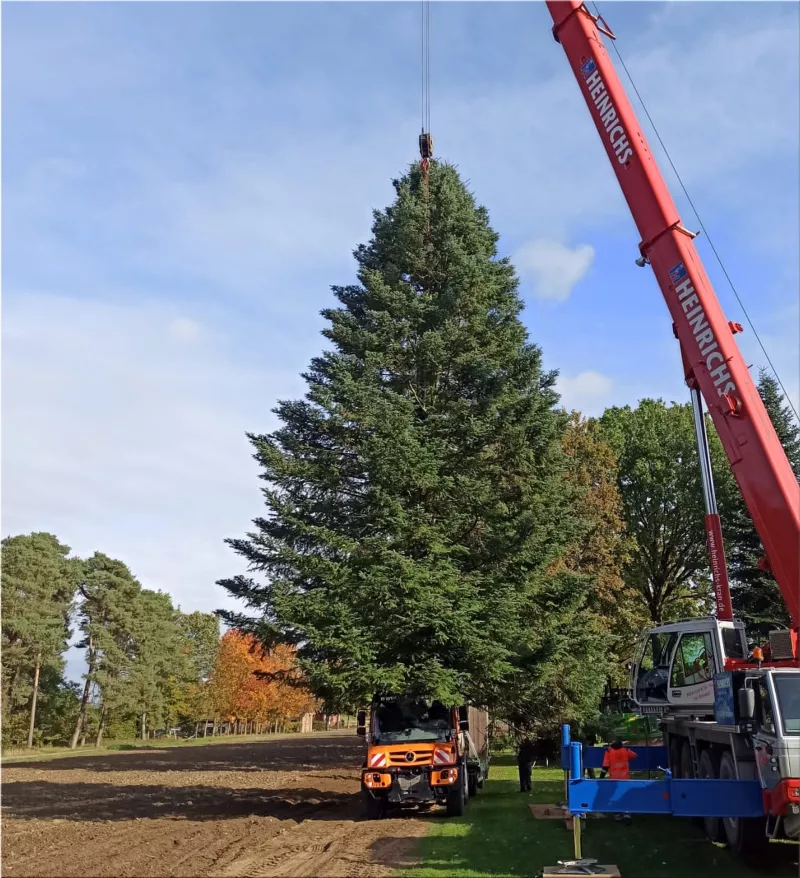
[514, 240, 594, 302]
[169, 317, 202, 342]
[1, 292, 305, 617]
[557, 371, 614, 416]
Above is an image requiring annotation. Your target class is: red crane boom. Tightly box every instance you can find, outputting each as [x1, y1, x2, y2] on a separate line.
[545, 1, 800, 653]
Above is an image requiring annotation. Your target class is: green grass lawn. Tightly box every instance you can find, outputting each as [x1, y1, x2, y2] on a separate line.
[404, 754, 798, 878]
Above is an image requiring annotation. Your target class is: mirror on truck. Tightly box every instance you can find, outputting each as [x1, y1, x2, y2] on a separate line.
[738, 687, 756, 721]
[458, 706, 469, 731]
[356, 709, 367, 736]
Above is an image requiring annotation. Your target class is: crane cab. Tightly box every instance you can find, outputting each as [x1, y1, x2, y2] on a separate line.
[631, 617, 749, 714]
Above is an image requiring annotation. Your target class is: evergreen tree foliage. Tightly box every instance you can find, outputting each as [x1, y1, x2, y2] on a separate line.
[178, 611, 220, 682]
[128, 589, 192, 738]
[720, 369, 800, 634]
[1, 533, 81, 746]
[70, 552, 143, 748]
[219, 160, 609, 726]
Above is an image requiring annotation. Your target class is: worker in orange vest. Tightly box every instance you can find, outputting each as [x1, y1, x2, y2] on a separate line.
[599, 738, 637, 822]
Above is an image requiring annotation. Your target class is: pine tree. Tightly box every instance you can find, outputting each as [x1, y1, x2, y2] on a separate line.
[1, 533, 80, 747]
[721, 369, 800, 634]
[127, 589, 190, 739]
[219, 160, 608, 726]
[70, 553, 142, 748]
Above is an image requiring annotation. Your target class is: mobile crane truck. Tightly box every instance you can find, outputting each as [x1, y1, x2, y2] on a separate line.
[356, 695, 489, 819]
[545, 0, 800, 859]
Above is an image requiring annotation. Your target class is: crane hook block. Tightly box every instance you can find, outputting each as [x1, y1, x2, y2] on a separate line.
[419, 132, 433, 160]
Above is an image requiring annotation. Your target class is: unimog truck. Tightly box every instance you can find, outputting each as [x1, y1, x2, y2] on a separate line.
[357, 695, 489, 819]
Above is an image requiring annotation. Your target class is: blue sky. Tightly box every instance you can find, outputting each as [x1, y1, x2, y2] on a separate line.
[3, 2, 798, 679]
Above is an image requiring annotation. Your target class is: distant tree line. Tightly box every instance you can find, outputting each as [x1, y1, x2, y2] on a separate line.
[1, 540, 318, 749]
[219, 159, 799, 735]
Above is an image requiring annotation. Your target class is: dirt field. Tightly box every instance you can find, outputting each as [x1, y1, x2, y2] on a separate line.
[1, 732, 428, 877]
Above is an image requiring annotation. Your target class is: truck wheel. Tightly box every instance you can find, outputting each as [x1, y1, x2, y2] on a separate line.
[698, 749, 723, 842]
[468, 771, 478, 798]
[364, 793, 384, 820]
[446, 783, 466, 817]
[719, 751, 769, 859]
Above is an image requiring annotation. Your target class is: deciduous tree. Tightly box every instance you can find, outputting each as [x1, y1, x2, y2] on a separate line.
[598, 399, 714, 624]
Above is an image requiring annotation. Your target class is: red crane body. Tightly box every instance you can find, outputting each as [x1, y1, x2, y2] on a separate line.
[545, 1, 800, 653]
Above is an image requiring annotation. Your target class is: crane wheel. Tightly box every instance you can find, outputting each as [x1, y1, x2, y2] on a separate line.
[669, 738, 683, 776]
[698, 749, 723, 842]
[680, 741, 703, 829]
[719, 751, 769, 859]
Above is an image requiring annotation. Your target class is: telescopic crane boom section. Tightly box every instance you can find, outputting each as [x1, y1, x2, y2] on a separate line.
[545, 1, 800, 651]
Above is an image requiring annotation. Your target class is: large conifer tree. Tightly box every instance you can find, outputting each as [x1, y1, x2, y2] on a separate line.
[219, 161, 608, 721]
[722, 369, 800, 633]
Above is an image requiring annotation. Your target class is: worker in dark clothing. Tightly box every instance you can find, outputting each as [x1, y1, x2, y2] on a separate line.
[517, 737, 536, 792]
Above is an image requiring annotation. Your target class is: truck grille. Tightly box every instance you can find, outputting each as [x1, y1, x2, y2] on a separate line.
[388, 752, 431, 765]
[770, 629, 795, 661]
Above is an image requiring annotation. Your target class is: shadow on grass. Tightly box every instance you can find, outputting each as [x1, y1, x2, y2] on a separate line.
[396, 762, 798, 878]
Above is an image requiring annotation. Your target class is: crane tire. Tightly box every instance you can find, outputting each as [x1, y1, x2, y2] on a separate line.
[698, 749, 723, 842]
[669, 737, 683, 777]
[680, 740, 703, 829]
[719, 751, 769, 860]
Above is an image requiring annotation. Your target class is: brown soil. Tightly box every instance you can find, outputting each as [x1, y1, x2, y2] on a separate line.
[1, 732, 428, 877]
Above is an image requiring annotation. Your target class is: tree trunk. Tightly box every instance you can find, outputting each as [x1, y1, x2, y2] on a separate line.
[141, 712, 147, 741]
[95, 702, 106, 748]
[27, 654, 42, 748]
[70, 642, 95, 749]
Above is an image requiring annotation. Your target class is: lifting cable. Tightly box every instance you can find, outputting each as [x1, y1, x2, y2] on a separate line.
[419, 0, 433, 238]
[591, 0, 799, 424]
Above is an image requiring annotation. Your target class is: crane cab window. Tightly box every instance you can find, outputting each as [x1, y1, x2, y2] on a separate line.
[773, 674, 799, 735]
[635, 632, 677, 703]
[755, 679, 777, 735]
[721, 626, 747, 660]
[670, 632, 714, 688]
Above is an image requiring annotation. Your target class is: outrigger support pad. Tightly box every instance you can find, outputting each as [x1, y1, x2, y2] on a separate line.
[419, 132, 433, 159]
[541, 861, 620, 877]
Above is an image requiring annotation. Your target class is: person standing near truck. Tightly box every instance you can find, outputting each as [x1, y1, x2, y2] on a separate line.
[599, 738, 637, 822]
[517, 737, 536, 792]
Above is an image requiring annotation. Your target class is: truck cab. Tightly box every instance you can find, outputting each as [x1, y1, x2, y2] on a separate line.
[748, 669, 800, 840]
[356, 695, 488, 819]
[631, 618, 748, 714]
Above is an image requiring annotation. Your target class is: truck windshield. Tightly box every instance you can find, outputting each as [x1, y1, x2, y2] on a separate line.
[773, 675, 800, 735]
[374, 698, 451, 744]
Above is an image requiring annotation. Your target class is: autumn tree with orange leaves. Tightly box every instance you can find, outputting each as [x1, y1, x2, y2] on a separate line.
[209, 631, 317, 733]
